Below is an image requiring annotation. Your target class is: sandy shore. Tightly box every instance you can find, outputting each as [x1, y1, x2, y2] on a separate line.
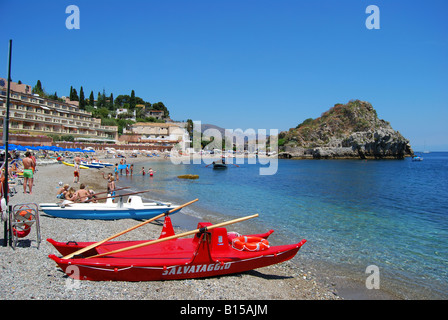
[0, 156, 346, 301]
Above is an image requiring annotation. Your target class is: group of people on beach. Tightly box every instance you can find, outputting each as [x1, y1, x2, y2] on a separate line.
[112, 158, 156, 180]
[56, 182, 97, 203]
[139, 167, 156, 177]
[62, 155, 157, 205]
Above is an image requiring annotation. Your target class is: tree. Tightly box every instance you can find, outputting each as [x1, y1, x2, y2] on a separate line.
[115, 94, 130, 107]
[71, 88, 79, 101]
[108, 93, 114, 110]
[32, 80, 44, 96]
[130, 90, 136, 110]
[48, 91, 59, 100]
[79, 86, 86, 109]
[69, 86, 73, 100]
[97, 91, 104, 108]
[152, 102, 169, 118]
[89, 91, 95, 106]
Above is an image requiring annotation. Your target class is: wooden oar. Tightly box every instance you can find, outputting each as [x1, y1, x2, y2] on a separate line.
[62, 198, 199, 259]
[86, 213, 258, 259]
[89, 186, 130, 197]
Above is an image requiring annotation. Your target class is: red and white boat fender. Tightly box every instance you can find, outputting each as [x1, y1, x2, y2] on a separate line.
[232, 236, 270, 251]
[12, 209, 33, 238]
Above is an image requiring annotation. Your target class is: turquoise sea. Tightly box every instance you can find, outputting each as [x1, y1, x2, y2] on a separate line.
[117, 153, 448, 299]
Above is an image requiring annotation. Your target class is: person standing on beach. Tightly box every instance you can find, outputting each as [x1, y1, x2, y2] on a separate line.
[22, 151, 35, 194]
[108, 176, 116, 202]
[73, 161, 80, 183]
[31, 152, 37, 172]
[114, 163, 119, 181]
[119, 159, 124, 175]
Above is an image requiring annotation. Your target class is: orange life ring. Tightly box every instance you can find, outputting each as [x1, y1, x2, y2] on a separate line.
[12, 209, 33, 238]
[232, 236, 269, 251]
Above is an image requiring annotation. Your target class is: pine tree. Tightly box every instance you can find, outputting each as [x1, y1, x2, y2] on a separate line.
[109, 93, 114, 110]
[130, 90, 136, 110]
[79, 86, 85, 109]
[72, 88, 79, 101]
[70, 86, 74, 100]
[32, 80, 44, 96]
[89, 91, 95, 106]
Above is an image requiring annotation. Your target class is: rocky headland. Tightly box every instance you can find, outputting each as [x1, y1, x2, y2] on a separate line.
[278, 100, 413, 160]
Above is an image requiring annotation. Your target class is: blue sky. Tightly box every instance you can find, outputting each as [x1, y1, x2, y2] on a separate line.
[1, 0, 447, 150]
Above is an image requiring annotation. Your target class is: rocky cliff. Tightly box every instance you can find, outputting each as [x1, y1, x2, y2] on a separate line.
[279, 100, 413, 159]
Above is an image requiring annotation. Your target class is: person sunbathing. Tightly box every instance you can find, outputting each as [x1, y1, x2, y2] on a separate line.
[74, 183, 91, 202]
[65, 187, 77, 201]
[57, 184, 70, 199]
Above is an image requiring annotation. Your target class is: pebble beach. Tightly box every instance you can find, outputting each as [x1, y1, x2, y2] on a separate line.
[0, 155, 345, 301]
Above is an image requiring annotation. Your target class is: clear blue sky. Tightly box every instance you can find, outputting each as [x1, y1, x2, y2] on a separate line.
[1, 0, 447, 150]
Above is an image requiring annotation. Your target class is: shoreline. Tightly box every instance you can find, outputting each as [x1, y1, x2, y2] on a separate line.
[0, 157, 342, 300]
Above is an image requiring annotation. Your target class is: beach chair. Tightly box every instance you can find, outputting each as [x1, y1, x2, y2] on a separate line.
[7, 178, 18, 196]
[9, 203, 41, 249]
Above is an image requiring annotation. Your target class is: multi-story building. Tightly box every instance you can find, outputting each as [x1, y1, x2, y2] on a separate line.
[0, 78, 118, 142]
[121, 122, 190, 151]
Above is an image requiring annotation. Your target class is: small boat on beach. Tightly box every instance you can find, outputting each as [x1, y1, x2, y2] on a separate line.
[92, 160, 113, 167]
[48, 214, 307, 281]
[62, 161, 88, 169]
[80, 161, 104, 169]
[39, 195, 175, 220]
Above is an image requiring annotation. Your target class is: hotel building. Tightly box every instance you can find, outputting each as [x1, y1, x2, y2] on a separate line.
[0, 78, 118, 142]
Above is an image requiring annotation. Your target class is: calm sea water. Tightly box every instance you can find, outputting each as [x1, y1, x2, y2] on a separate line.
[117, 153, 448, 299]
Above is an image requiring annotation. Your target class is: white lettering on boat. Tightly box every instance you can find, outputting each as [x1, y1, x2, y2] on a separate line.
[162, 262, 231, 276]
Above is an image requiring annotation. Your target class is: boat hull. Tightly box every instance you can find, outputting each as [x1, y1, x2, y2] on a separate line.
[92, 161, 113, 167]
[80, 162, 104, 169]
[40, 207, 174, 220]
[39, 201, 175, 220]
[47, 223, 306, 281]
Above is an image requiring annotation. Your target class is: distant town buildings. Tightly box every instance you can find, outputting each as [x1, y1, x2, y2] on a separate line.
[121, 122, 190, 151]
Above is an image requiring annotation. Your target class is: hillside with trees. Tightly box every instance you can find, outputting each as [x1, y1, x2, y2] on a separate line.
[31, 80, 171, 134]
